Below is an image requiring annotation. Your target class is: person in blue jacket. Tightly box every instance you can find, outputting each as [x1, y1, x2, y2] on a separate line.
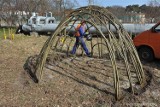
[71, 21, 91, 57]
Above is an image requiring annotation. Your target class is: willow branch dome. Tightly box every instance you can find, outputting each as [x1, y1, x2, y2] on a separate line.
[32, 5, 147, 100]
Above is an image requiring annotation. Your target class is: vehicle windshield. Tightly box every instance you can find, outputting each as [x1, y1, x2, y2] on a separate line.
[154, 24, 160, 32]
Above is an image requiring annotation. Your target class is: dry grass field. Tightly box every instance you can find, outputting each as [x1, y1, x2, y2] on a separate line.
[0, 34, 160, 107]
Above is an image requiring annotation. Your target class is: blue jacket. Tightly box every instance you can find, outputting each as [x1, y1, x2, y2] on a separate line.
[78, 26, 85, 37]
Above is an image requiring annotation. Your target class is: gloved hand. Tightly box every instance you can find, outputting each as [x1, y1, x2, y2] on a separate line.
[86, 34, 92, 41]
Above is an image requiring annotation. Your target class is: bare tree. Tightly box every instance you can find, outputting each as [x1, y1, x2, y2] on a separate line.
[148, 0, 160, 6]
[47, 0, 78, 20]
[147, 0, 160, 22]
[0, 0, 79, 26]
[0, 0, 17, 26]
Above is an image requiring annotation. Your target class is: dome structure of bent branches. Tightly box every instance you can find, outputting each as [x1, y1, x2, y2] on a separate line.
[34, 5, 147, 100]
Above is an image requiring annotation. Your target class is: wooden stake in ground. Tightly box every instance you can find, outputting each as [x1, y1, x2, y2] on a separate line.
[3, 28, 6, 40]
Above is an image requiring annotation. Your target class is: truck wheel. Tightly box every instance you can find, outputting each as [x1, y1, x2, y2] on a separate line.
[138, 47, 154, 61]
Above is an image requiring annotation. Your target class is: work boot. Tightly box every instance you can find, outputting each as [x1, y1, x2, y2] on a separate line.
[87, 53, 92, 57]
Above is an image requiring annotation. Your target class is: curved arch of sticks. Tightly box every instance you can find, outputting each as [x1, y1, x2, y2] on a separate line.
[35, 5, 146, 100]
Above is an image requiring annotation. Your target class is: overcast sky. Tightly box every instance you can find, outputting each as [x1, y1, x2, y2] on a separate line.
[77, 0, 152, 7]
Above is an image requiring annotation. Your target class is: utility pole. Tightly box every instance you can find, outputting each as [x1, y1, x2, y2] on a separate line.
[88, 0, 94, 5]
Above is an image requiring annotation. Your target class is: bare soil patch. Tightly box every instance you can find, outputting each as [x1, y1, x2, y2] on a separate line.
[0, 35, 160, 107]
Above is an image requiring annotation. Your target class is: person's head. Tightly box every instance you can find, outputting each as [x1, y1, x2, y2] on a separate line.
[81, 20, 85, 26]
